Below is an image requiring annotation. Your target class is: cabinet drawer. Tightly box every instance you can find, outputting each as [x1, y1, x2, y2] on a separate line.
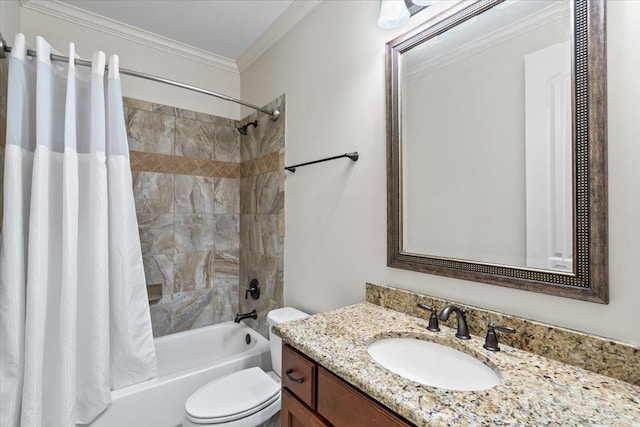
[282, 344, 316, 408]
[317, 367, 412, 427]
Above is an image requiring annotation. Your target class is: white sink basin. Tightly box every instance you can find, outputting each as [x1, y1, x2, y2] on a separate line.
[367, 338, 500, 391]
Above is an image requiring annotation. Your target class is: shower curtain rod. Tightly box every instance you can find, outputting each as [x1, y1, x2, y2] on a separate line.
[0, 33, 280, 120]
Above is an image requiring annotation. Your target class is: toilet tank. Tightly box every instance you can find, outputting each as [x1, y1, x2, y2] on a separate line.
[266, 307, 308, 377]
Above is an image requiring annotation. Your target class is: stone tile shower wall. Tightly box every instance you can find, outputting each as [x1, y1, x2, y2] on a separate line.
[238, 95, 286, 338]
[123, 97, 242, 337]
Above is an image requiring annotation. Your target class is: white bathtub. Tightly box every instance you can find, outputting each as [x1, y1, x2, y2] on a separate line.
[83, 322, 272, 427]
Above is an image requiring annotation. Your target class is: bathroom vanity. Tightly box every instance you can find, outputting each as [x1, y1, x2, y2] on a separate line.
[276, 302, 640, 426]
[281, 344, 411, 426]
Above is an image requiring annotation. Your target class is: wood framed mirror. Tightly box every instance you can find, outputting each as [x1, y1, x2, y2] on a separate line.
[386, 0, 608, 303]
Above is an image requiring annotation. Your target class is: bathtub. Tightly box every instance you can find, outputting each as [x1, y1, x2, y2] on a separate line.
[84, 322, 272, 427]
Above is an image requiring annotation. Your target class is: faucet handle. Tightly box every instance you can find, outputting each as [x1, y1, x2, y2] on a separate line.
[416, 303, 440, 332]
[245, 279, 260, 300]
[483, 321, 515, 352]
[417, 303, 435, 313]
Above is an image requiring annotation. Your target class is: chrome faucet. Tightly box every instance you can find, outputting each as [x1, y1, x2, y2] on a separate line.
[438, 305, 471, 340]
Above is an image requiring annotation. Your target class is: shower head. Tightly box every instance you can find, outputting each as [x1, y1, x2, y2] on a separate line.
[236, 120, 258, 135]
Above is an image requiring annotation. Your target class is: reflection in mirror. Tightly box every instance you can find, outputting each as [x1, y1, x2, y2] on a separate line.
[401, 1, 572, 272]
[387, 0, 608, 302]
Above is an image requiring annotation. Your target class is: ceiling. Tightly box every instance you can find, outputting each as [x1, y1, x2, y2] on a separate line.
[59, 0, 294, 60]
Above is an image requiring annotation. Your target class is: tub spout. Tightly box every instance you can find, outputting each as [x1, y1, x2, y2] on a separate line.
[234, 310, 257, 323]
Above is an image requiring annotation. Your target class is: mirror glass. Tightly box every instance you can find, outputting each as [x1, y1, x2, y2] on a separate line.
[387, 0, 608, 302]
[401, 1, 572, 272]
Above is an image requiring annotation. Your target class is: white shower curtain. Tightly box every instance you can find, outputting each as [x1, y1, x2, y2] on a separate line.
[0, 34, 157, 427]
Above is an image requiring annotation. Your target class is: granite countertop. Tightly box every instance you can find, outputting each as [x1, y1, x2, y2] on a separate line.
[274, 303, 640, 426]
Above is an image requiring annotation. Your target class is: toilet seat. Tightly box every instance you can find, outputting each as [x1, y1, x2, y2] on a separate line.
[185, 367, 280, 425]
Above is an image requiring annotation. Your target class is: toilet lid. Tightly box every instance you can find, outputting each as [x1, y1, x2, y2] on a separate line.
[185, 367, 280, 423]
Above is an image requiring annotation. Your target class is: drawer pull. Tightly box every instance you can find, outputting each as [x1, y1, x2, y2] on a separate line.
[285, 368, 305, 383]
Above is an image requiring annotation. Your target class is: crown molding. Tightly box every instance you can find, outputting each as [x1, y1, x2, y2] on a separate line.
[237, 0, 322, 73]
[20, 0, 239, 74]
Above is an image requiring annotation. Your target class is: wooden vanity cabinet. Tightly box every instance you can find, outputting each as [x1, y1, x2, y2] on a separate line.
[316, 367, 412, 427]
[281, 388, 329, 427]
[281, 343, 317, 408]
[281, 344, 413, 427]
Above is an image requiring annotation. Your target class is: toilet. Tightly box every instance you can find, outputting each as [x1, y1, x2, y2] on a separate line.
[183, 307, 308, 427]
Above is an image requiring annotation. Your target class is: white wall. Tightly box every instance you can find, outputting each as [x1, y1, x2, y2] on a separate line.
[0, 0, 21, 45]
[15, 4, 240, 119]
[241, 0, 640, 345]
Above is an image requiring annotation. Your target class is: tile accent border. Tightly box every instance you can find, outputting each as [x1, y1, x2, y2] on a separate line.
[366, 282, 640, 386]
[240, 151, 282, 178]
[130, 151, 240, 178]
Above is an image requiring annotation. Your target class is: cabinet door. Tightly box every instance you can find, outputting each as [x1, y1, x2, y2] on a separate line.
[317, 367, 412, 427]
[281, 388, 329, 427]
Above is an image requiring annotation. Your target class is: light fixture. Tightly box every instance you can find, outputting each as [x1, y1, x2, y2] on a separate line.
[377, 0, 410, 29]
[411, 0, 435, 5]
